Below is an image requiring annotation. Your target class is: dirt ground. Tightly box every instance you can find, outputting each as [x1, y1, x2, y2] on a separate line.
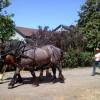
[0, 67, 100, 100]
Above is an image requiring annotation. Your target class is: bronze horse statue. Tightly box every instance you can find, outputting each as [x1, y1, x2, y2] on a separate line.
[0, 43, 64, 88]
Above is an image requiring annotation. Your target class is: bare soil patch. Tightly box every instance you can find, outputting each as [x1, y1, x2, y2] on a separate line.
[0, 67, 100, 100]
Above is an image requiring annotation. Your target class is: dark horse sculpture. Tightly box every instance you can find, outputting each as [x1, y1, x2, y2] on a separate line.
[0, 43, 64, 88]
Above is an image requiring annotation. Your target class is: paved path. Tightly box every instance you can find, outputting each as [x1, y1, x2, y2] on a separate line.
[0, 67, 100, 100]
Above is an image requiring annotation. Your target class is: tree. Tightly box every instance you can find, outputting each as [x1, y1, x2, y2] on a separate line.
[0, 0, 15, 40]
[25, 25, 85, 52]
[77, 0, 100, 49]
[0, 0, 10, 11]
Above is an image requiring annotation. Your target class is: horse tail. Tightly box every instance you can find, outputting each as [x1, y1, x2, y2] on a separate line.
[50, 45, 63, 63]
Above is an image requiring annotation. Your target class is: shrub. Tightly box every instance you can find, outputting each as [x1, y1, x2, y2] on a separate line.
[61, 50, 93, 68]
[78, 52, 93, 67]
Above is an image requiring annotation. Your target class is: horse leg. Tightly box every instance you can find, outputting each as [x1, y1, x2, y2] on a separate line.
[30, 70, 39, 86]
[16, 73, 23, 83]
[39, 68, 52, 78]
[57, 62, 64, 83]
[51, 67, 57, 83]
[0, 64, 8, 80]
[46, 69, 52, 77]
[38, 69, 43, 82]
[8, 67, 21, 89]
[39, 68, 43, 77]
[10, 64, 23, 84]
[38, 68, 52, 82]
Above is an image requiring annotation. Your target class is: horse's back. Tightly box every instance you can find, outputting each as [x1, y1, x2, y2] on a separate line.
[35, 48, 50, 61]
[22, 47, 50, 65]
[21, 45, 62, 65]
[41, 45, 62, 63]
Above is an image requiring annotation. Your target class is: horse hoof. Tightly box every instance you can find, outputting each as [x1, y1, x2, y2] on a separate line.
[59, 79, 65, 83]
[91, 73, 96, 76]
[8, 83, 12, 86]
[52, 79, 57, 83]
[16, 80, 23, 83]
[8, 85, 14, 89]
[32, 84, 39, 87]
[59, 75, 65, 83]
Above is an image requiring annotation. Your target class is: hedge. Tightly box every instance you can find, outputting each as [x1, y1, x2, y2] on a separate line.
[61, 50, 93, 68]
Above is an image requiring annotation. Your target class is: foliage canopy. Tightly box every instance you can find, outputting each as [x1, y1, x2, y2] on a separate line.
[0, 0, 15, 40]
[77, 0, 100, 49]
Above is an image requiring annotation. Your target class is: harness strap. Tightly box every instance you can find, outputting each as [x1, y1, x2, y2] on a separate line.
[20, 54, 34, 60]
[19, 48, 36, 65]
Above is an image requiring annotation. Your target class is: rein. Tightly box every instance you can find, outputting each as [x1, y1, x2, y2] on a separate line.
[19, 46, 36, 62]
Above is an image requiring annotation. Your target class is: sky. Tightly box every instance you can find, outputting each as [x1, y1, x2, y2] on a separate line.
[5, 0, 85, 29]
